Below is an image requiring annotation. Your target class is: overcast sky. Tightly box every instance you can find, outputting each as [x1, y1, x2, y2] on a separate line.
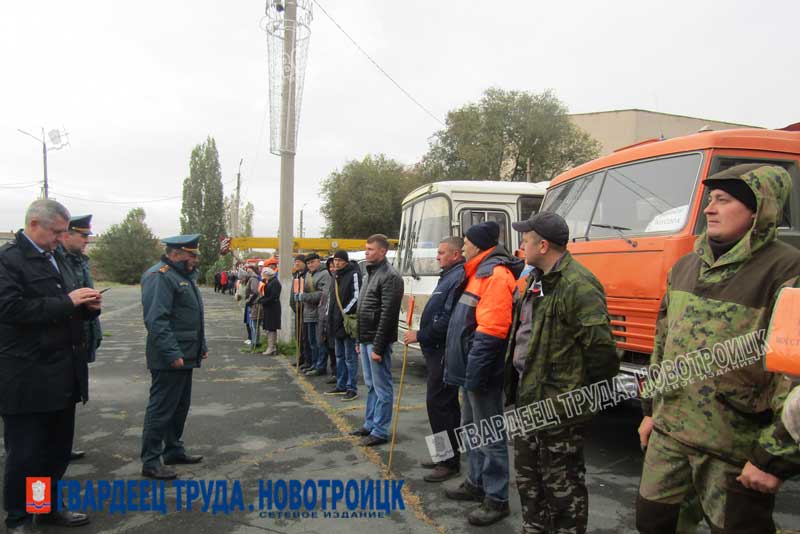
[2, 0, 798, 239]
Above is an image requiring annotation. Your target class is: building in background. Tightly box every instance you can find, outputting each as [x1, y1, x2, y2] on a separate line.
[570, 109, 760, 156]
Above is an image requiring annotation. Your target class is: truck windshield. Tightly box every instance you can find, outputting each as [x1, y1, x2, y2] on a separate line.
[541, 153, 702, 240]
[396, 195, 451, 276]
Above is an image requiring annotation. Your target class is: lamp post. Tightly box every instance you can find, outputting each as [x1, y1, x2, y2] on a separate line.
[17, 127, 69, 199]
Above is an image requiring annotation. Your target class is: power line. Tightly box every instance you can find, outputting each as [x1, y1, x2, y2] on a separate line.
[50, 189, 183, 205]
[311, 0, 445, 127]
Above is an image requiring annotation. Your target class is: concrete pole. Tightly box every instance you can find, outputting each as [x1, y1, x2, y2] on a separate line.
[277, 0, 298, 343]
[41, 128, 49, 199]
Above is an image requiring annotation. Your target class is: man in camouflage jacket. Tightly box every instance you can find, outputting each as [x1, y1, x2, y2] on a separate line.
[637, 164, 800, 534]
[504, 212, 618, 534]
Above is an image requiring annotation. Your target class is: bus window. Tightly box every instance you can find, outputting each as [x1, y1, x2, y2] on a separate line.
[460, 210, 510, 247]
[518, 195, 543, 222]
[588, 153, 702, 239]
[397, 195, 452, 277]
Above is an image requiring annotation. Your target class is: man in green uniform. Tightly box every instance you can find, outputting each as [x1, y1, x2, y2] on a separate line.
[58, 214, 103, 461]
[505, 211, 619, 534]
[637, 164, 800, 533]
[140, 234, 207, 480]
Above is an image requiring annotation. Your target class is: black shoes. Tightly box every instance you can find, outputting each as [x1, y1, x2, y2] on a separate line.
[164, 454, 203, 465]
[342, 391, 359, 401]
[361, 435, 388, 447]
[424, 464, 460, 483]
[35, 509, 91, 527]
[467, 498, 510, 526]
[349, 427, 370, 437]
[70, 449, 86, 461]
[324, 388, 347, 396]
[305, 369, 324, 376]
[445, 479, 485, 502]
[141, 465, 177, 480]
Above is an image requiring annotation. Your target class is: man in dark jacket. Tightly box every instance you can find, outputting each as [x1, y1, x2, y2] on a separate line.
[58, 214, 103, 461]
[325, 251, 362, 400]
[299, 253, 331, 377]
[0, 199, 101, 530]
[140, 234, 208, 480]
[404, 236, 465, 482]
[351, 235, 404, 446]
[289, 255, 309, 369]
[443, 221, 523, 527]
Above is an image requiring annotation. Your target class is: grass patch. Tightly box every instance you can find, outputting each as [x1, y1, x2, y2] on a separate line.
[94, 280, 138, 288]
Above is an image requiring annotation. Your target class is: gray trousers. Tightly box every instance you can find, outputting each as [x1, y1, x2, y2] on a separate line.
[141, 369, 193, 469]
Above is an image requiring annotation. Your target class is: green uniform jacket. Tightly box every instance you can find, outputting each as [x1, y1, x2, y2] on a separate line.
[504, 251, 619, 430]
[642, 165, 800, 480]
[141, 256, 207, 370]
[58, 247, 102, 362]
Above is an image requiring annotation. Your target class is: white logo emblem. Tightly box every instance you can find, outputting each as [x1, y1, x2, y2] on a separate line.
[425, 431, 455, 463]
[31, 480, 46, 502]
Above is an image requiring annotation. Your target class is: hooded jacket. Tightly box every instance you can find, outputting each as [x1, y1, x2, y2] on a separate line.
[643, 164, 800, 479]
[444, 245, 523, 390]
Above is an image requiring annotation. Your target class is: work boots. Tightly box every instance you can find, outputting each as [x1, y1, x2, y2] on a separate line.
[467, 498, 510, 527]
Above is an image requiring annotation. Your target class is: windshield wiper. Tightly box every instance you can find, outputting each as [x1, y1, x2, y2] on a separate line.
[590, 223, 638, 248]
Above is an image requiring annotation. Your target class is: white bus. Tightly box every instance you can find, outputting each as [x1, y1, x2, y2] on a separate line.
[394, 180, 548, 338]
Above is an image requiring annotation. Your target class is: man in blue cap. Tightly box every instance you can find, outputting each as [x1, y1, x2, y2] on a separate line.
[58, 214, 103, 462]
[140, 234, 208, 479]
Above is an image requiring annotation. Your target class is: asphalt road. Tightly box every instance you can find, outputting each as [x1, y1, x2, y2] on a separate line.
[1, 286, 798, 533]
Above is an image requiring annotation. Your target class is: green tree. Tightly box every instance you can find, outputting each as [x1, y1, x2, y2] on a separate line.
[320, 154, 424, 238]
[180, 136, 225, 277]
[241, 202, 254, 237]
[419, 88, 600, 182]
[90, 208, 162, 284]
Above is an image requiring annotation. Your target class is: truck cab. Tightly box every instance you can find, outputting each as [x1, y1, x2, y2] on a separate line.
[541, 127, 800, 396]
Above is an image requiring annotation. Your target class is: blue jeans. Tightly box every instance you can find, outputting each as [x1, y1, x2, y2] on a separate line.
[303, 322, 319, 368]
[335, 336, 358, 393]
[315, 333, 328, 371]
[359, 343, 393, 440]
[461, 386, 509, 503]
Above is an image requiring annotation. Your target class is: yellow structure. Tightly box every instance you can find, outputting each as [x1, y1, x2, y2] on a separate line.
[229, 236, 398, 253]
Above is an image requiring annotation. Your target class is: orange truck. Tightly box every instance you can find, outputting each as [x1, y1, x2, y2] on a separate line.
[540, 125, 800, 397]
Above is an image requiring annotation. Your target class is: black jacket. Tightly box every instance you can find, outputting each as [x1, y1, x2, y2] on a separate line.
[357, 258, 404, 355]
[259, 277, 281, 331]
[0, 230, 99, 414]
[417, 259, 466, 352]
[328, 261, 361, 340]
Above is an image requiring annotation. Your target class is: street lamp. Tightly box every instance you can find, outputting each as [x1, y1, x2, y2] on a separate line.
[17, 126, 69, 199]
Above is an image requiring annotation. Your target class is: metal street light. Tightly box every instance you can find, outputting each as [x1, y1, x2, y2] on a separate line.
[17, 126, 69, 199]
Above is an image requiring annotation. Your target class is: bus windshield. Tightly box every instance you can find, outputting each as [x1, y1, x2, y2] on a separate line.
[541, 153, 702, 241]
[396, 195, 451, 276]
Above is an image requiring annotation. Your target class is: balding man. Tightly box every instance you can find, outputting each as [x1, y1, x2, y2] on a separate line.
[0, 199, 101, 530]
[404, 236, 465, 482]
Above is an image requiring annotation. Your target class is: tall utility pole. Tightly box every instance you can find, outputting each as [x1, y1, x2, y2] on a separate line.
[277, 0, 298, 343]
[234, 158, 243, 236]
[41, 128, 49, 198]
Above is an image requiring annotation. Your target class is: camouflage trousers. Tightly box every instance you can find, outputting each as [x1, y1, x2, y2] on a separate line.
[637, 430, 776, 533]
[514, 424, 587, 534]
